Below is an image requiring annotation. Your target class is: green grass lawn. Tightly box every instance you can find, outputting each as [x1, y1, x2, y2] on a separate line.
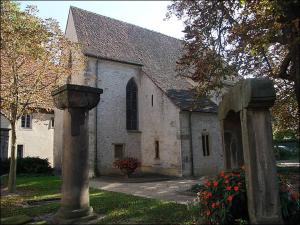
[1, 175, 193, 224]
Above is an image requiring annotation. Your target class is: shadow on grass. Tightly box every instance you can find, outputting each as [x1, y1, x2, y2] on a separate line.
[2, 176, 194, 224]
[89, 188, 192, 224]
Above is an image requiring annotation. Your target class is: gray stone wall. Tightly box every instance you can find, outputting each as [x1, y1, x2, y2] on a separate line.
[139, 73, 182, 176]
[53, 55, 223, 177]
[179, 111, 192, 176]
[180, 112, 224, 177]
[86, 58, 182, 176]
[94, 59, 142, 175]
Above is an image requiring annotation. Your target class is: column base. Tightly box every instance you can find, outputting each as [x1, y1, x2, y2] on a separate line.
[252, 216, 283, 225]
[52, 207, 105, 224]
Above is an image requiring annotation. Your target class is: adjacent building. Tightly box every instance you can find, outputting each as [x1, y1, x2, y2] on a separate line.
[0, 113, 55, 165]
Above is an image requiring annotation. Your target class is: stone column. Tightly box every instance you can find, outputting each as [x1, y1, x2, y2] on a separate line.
[51, 84, 103, 224]
[241, 108, 282, 224]
[218, 79, 282, 224]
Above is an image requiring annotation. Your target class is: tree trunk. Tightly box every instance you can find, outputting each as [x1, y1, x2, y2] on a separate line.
[295, 43, 300, 136]
[8, 121, 17, 193]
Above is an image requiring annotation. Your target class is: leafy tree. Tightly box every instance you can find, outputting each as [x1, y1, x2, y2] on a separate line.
[167, 0, 300, 136]
[0, 1, 84, 192]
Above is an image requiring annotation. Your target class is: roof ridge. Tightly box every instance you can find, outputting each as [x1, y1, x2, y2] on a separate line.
[69, 6, 183, 42]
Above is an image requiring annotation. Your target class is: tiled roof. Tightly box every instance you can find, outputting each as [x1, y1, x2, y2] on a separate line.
[167, 89, 218, 113]
[70, 6, 217, 112]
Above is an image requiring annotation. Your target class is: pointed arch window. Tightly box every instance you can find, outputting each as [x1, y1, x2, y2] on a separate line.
[126, 78, 138, 130]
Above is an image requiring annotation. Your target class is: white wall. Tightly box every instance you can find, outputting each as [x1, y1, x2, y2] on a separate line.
[6, 113, 54, 165]
[84, 57, 183, 176]
[94, 59, 142, 175]
[191, 113, 223, 176]
[139, 74, 182, 176]
[94, 59, 183, 176]
[180, 112, 224, 176]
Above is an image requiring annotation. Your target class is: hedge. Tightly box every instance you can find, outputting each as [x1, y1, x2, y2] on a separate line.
[0, 157, 53, 175]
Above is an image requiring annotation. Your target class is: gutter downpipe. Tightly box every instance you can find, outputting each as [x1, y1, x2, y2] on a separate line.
[189, 111, 194, 176]
[94, 58, 100, 177]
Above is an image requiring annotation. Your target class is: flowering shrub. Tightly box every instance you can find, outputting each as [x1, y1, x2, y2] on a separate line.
[279, 175, 300, 224]
[191, 167, 299, 225]
[113, 157, 140, 177]
[193, 168, 248, 224]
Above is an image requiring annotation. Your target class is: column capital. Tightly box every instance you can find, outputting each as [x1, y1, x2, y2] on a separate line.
[218, 79, 276, 120]
[51, 84, 103, 110]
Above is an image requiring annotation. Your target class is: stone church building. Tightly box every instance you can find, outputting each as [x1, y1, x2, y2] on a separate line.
[54, 6, 224, 177]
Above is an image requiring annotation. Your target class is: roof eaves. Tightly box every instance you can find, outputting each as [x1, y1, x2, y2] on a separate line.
[85, 52, 143, 67]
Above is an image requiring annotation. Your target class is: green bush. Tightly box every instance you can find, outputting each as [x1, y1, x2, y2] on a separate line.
[279, 175, 300, 224]
[274, 146, 299, 160]
[190, 168, 299, 225]
[0, 159, 10, 176]
[0, 157, 53, 175]
[190, 183, 203, 193]
[0, 174, 8, 187]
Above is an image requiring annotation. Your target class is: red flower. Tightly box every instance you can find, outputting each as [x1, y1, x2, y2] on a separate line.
[200, 191, 213, 200]
[227, 195, 234, 202]
[234, 186, 239, 191]
[206, 192, 212, 198]
[206, 210, 211, 216]
[226, 186, 232, 191]
[211, 201, 220, 208]
[237, 182, 241, 186]
[113, 157, 140, 175]
[205, 180, 211, 187]
[213, 181, 218, 187]
[225, 179, 229, 184]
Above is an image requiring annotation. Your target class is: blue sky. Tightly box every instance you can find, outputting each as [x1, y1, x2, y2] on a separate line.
[18, 1, 185, 39]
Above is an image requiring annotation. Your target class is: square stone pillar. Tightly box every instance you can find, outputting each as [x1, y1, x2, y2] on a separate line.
[51, 84, 103, 224]
[241, 109, 282, 224]
[218, 79, 282, 224]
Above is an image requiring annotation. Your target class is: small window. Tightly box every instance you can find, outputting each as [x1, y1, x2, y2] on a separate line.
[202, 133, 210, 156]
[114, 144, 124, 159]
[17, 145, 24, 158]
[151, 94, 153, 107]
[155, 140, 159, 159]
[50, 118, 54, 129]
[21, 115, 31, 128]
